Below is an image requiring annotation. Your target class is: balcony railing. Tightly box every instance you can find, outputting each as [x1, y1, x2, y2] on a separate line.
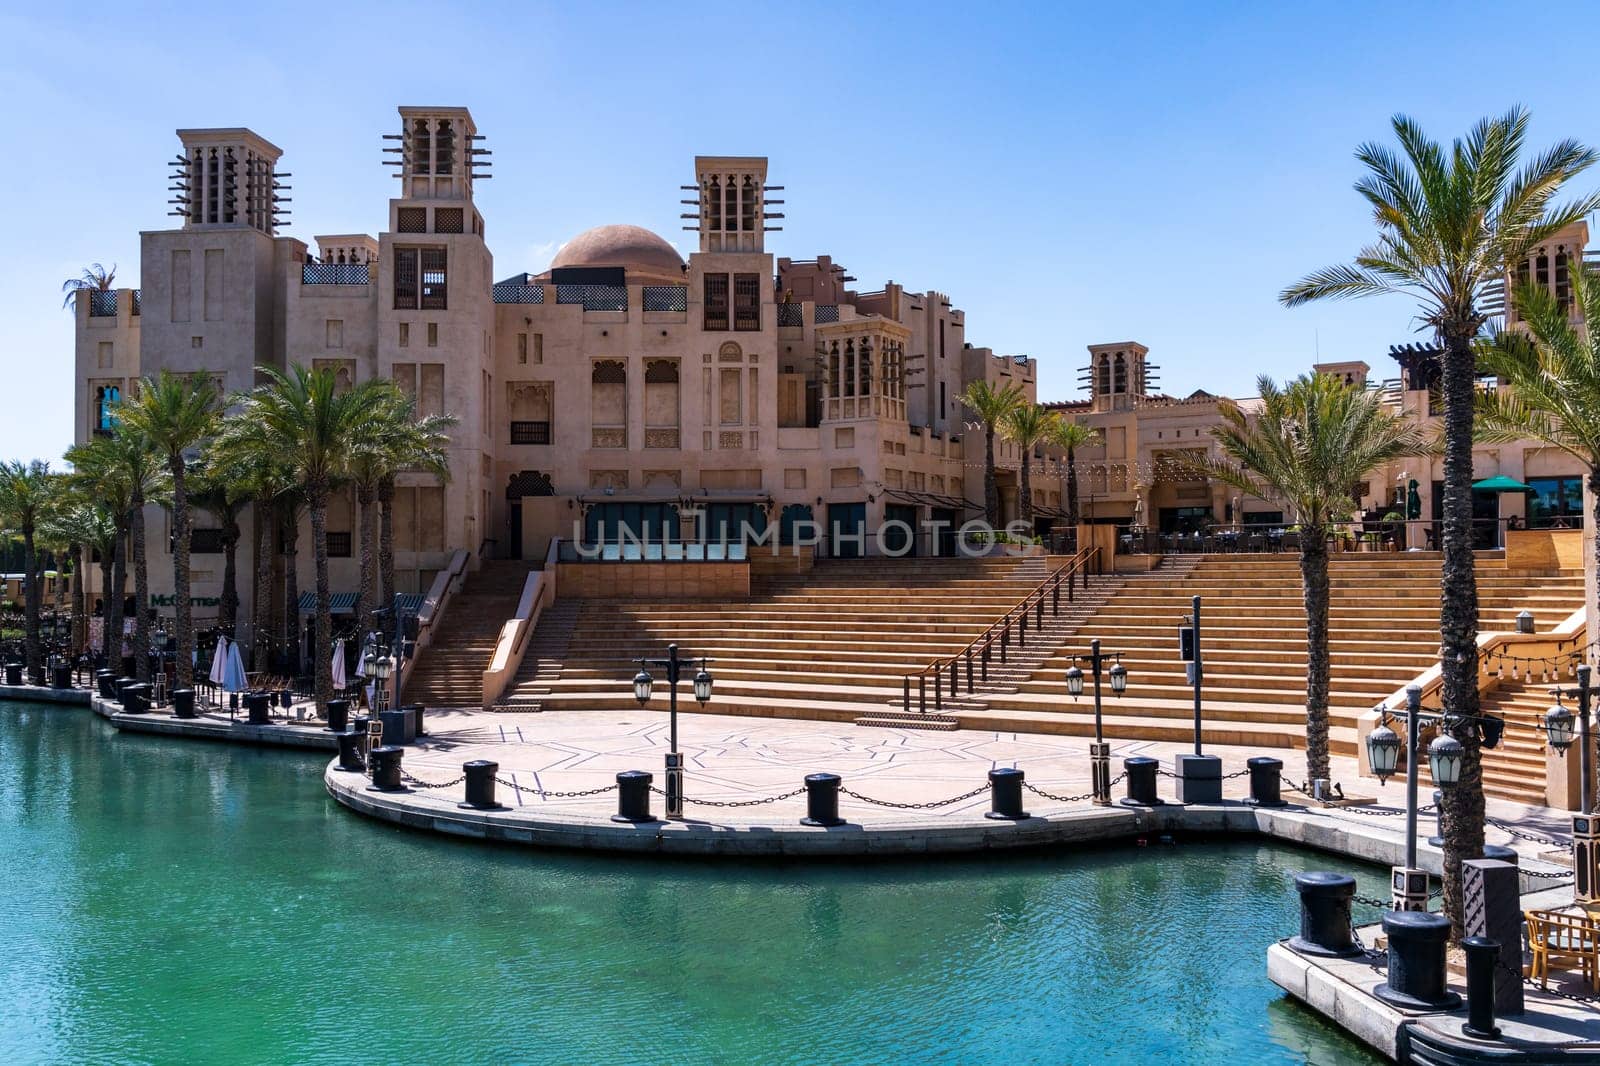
[814, 304, 839, 324]
[776, 303, 803, 327]
[642, 285, 688, 312]
[302, 262, 370, 285]
[509, 421, 551, 446]
[492, 281, 545, 304]
[87, 290, 118, 317]
[556, 284, 627, 312]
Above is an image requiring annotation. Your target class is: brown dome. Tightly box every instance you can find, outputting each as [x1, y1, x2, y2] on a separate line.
[551, 224, 684, 276]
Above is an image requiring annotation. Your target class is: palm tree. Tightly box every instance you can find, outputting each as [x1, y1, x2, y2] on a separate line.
[47, 501, 116, 658]
[1194, 374, 1431, 790]
[61, 263, 116, 310]
[65, 431, 165, 680]
[228, 366, 401, 711]
[0, 461, 57, 678]
[189, 454, 253, 638]
[120, 370, 220, 687]
[959, 380, 1026, 526]
[1047, 417, 1101, 527]
[1280, 109, 1598, 937]
[1477, 264, 1600, 681]
[376, 402, 455, 608]
[1000, 404, 1058, 527]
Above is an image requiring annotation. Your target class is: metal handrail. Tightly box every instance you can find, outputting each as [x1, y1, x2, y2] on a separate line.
[900, 545, 1103, 714]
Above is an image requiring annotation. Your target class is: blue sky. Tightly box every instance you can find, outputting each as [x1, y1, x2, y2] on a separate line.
[3, 1, 1596, 461]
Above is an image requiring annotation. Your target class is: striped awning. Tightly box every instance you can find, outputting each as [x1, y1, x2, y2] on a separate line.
[395, 593, 425, 615]
[296, 592, 357, 614]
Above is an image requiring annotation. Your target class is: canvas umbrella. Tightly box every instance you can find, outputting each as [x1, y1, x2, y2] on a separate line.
[1471, 475, 1533, 492]
[331, 638, 348, 692]
[223, 640, 248, 694]
[208, 637, 229, 687]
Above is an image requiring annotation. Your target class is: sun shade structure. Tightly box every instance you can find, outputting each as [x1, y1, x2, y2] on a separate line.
[1471, 475, 1533, 492]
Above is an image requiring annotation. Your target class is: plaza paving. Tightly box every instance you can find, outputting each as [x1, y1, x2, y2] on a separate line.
[389, 707, 1575, 853]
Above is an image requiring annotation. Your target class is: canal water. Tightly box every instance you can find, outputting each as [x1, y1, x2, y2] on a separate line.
[0, 702, 1384, 1064]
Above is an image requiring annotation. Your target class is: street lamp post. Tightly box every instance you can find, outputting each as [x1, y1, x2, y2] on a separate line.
[1175, 594, 1222, 802]
[1065, 638, 1128, 806]
[1367, 683, 1465, 910]
[1543, 663, 1599, 904]
[633, 642, 714, 819]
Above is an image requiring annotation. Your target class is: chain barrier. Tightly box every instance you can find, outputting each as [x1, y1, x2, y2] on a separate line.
[652, 786, 808, 808]
[837, 783, 990, 810]
[495, 776, 617, 799]
[1352, 893, 1392, 910]
[1500, 959, 1600, 1004]
[398, 770, 466, 790]
[1022, 782, 1096, 804]
[1488, 817, 1566, 848]
[1520, 868, 1576, 884]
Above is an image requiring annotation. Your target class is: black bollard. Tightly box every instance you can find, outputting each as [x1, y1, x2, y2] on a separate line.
[124, 682, 151, 714]
[115, 676, 136, 710]
[336, 730, 367, 773]
[612, 770, 656, 823]
[51, 663, 72, 689]
[171, 688, 196, 719]
[325, 698, 350, 732]
[369, 745, 404, 791]
[1288, 872, 1362, 958]
[406, 703, 427, 737]
[352, 716, 372, 759]
[96, 669, 115, 699]
[1461, 936, 1502, 1040]
[985, 767, 1029, 820]
[1377, 910, 1462, 1010]
[379, 708, 415, 746]
[278, 689, 292, 709]
[1482, 844, 1518, 867]
[461, 760, 502, 810]
[5, 662, 22, 686]
[1246, 756, 1285, 807]
[1121, 756, 1162, 807]
[245, 691, 272, 725]
[801, 773, 844, 827]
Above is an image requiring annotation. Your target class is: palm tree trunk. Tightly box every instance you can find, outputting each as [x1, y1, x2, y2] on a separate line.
[219, 505, 240, 638]
[356, 482, 377, 632]
[21, 524, 40, 678]
[108, 519, 127, 671]
[252, 498, 270, 672]
[984, 425, 1000, 526]
[379, 476, 396, 606]
[309, 483, 333, 712]
[98, 546, 114, 665]
[1438, 328, 1484, 940]
[130, 493, 150, 683]
[1299, 530, 1332, 783]
[71, 543, 86, 655]
[169, 456, 194, 687]
[1066, 447, 1080, 527]
[1588, 470, 1600, 811]
[1018, 451, 1033, 525]
[283, 510, 300, 676]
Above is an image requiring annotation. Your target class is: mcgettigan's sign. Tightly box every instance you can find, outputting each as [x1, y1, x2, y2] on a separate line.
[149, 594, 221, 608]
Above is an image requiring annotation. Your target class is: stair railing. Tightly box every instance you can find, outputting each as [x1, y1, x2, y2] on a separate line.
[900, 545, 1103, 715]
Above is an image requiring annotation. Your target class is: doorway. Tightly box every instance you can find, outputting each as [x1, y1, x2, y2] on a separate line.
[828, 502, 867, 558]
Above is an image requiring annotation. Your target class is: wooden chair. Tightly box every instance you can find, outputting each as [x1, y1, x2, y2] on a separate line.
[1526, 908, 1600, 991]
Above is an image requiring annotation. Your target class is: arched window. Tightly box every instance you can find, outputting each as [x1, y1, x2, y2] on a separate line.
[859, 337, 873, 396]
[827, 341, 841, 398]
[412, 118, 431, 176]
[95, 385, 120, 434]
[1095, 354, 1111, 395]
[707, 177, 721, 232]
[1556, 250, 1571, 313]
[435, 118, 455, 175]
[843, 340, 856, 398]
[1113, 353, 1127, 394]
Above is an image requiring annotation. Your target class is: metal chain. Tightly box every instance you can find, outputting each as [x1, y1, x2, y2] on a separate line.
[1520, 868, 1576, 884]
[1021, 781, 1096, 804]
[398, 770, 465, 790]
[837, 783, 990, 810]
[675, 787, 808, 808]
[1352, 893, 1392, 909]
[495, 776, 617, 799]
[1500, 959, 1600, 1004]
[1487, 817, 1565, 848]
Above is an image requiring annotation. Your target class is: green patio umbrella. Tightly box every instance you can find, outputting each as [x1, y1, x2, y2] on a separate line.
[1471, 475, 1534, 492]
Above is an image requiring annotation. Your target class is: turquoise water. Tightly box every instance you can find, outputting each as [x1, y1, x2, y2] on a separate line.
[0, 702, 1385, 1065]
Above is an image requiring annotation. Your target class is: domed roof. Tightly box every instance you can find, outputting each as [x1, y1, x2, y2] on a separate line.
[551, 224, 684, 276]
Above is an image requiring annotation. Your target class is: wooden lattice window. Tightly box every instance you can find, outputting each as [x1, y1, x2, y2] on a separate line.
[704, 274, 729, 331]
[592, 360, 626, 385]
[326, 532, 352, 558]
[506, 471, 555, 499]
[398, 207, 427, 233]
[434, 207, 464, 234]
[734, 273, 760, 331]
[394, 249, 418, 309]
[645, 360, 679, 384]
[420, 249, 448, 310]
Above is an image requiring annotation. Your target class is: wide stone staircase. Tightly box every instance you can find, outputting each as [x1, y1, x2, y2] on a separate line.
[961, 553, 1585, 782]
[498, 555, 1120, 720]
[404, 560, 532, 708]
